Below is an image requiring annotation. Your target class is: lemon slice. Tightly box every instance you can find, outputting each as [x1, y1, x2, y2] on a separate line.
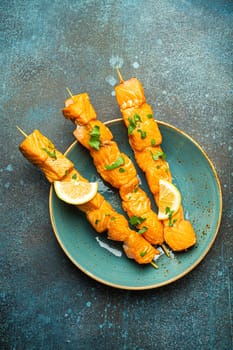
[158, 179, 181, 220]
[54, 180, 98, 205]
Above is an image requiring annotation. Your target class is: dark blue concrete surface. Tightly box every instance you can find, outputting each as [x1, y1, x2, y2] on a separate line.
[1, 1, 232, 349]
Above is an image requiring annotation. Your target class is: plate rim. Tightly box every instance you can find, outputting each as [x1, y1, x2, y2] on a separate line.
[49, 118, 222, 290]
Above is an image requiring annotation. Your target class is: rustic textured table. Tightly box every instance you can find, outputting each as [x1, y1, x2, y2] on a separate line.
[1, 1, 232, 349]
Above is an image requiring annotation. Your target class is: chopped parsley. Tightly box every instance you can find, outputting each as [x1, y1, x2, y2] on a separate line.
[89, 125, 101, 150]
[129, 216, 146, 226]
[151, 150, 166, 161]
[166, 206, 177, 227]
[134, 114, 142, 122]
[137, 129, 147, 139]
[140, 248, 148, 257]
[42, 147, 57, 159]
[128, 114, 142, 135]
[151, 138, 156, 146]
[105, 155, 125, 170]
[138, 226, 148, 234]
[119, 167, 125, 173]
[72, 173, 77, 180]
[147, 114, 153, 119]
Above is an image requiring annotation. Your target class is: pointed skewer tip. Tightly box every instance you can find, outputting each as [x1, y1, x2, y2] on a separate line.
[66, 87, 73, 98]
[116, 66, 124, 83]
[16, 125, 28, 138]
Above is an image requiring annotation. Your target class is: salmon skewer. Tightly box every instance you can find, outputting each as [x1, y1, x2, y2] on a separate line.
[62, 92, 165, 248]
[114, 70, 196, 251]
[18, 127, 160, 266]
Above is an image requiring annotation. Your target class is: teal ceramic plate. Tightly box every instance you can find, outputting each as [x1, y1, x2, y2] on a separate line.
[49, 119, 222, 290]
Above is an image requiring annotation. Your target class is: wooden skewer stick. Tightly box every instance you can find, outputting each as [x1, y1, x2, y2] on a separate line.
[116, 66, 124, 83]
[16, 125, 28, 138]
[66, 87, 73, 98]
[16, 124, 160, 269]
[161, 243, 170, 257]
[150, 261, 159, 269]
[62, 89, 160, 268]
[114, 71, 169, 261]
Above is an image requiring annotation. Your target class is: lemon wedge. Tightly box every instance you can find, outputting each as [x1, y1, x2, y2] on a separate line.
[158, 179, 181, 220]
[54, 180, 98, 205]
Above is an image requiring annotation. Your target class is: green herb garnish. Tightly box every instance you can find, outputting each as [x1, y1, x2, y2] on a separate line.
[151, 150, 166, 161]
[134, 114, 142, 122]
[128, 114, 142, 135]
[129, 216, 146, 226]
[138, 226, 148, 234]
[165, 207, 177, 227]
[105, 155, 125, 170]
[119, 167, 125, 173]
[137, 129, 147, 139]
[140, 249, 148, 257]
[89, 125, 101, 150]
[42, 147, 57, 159]
[151, 139, 156, 146]
[72, 173, 77, 180]
[128, 118, 136, 135]
[147, 114, 153, 119]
